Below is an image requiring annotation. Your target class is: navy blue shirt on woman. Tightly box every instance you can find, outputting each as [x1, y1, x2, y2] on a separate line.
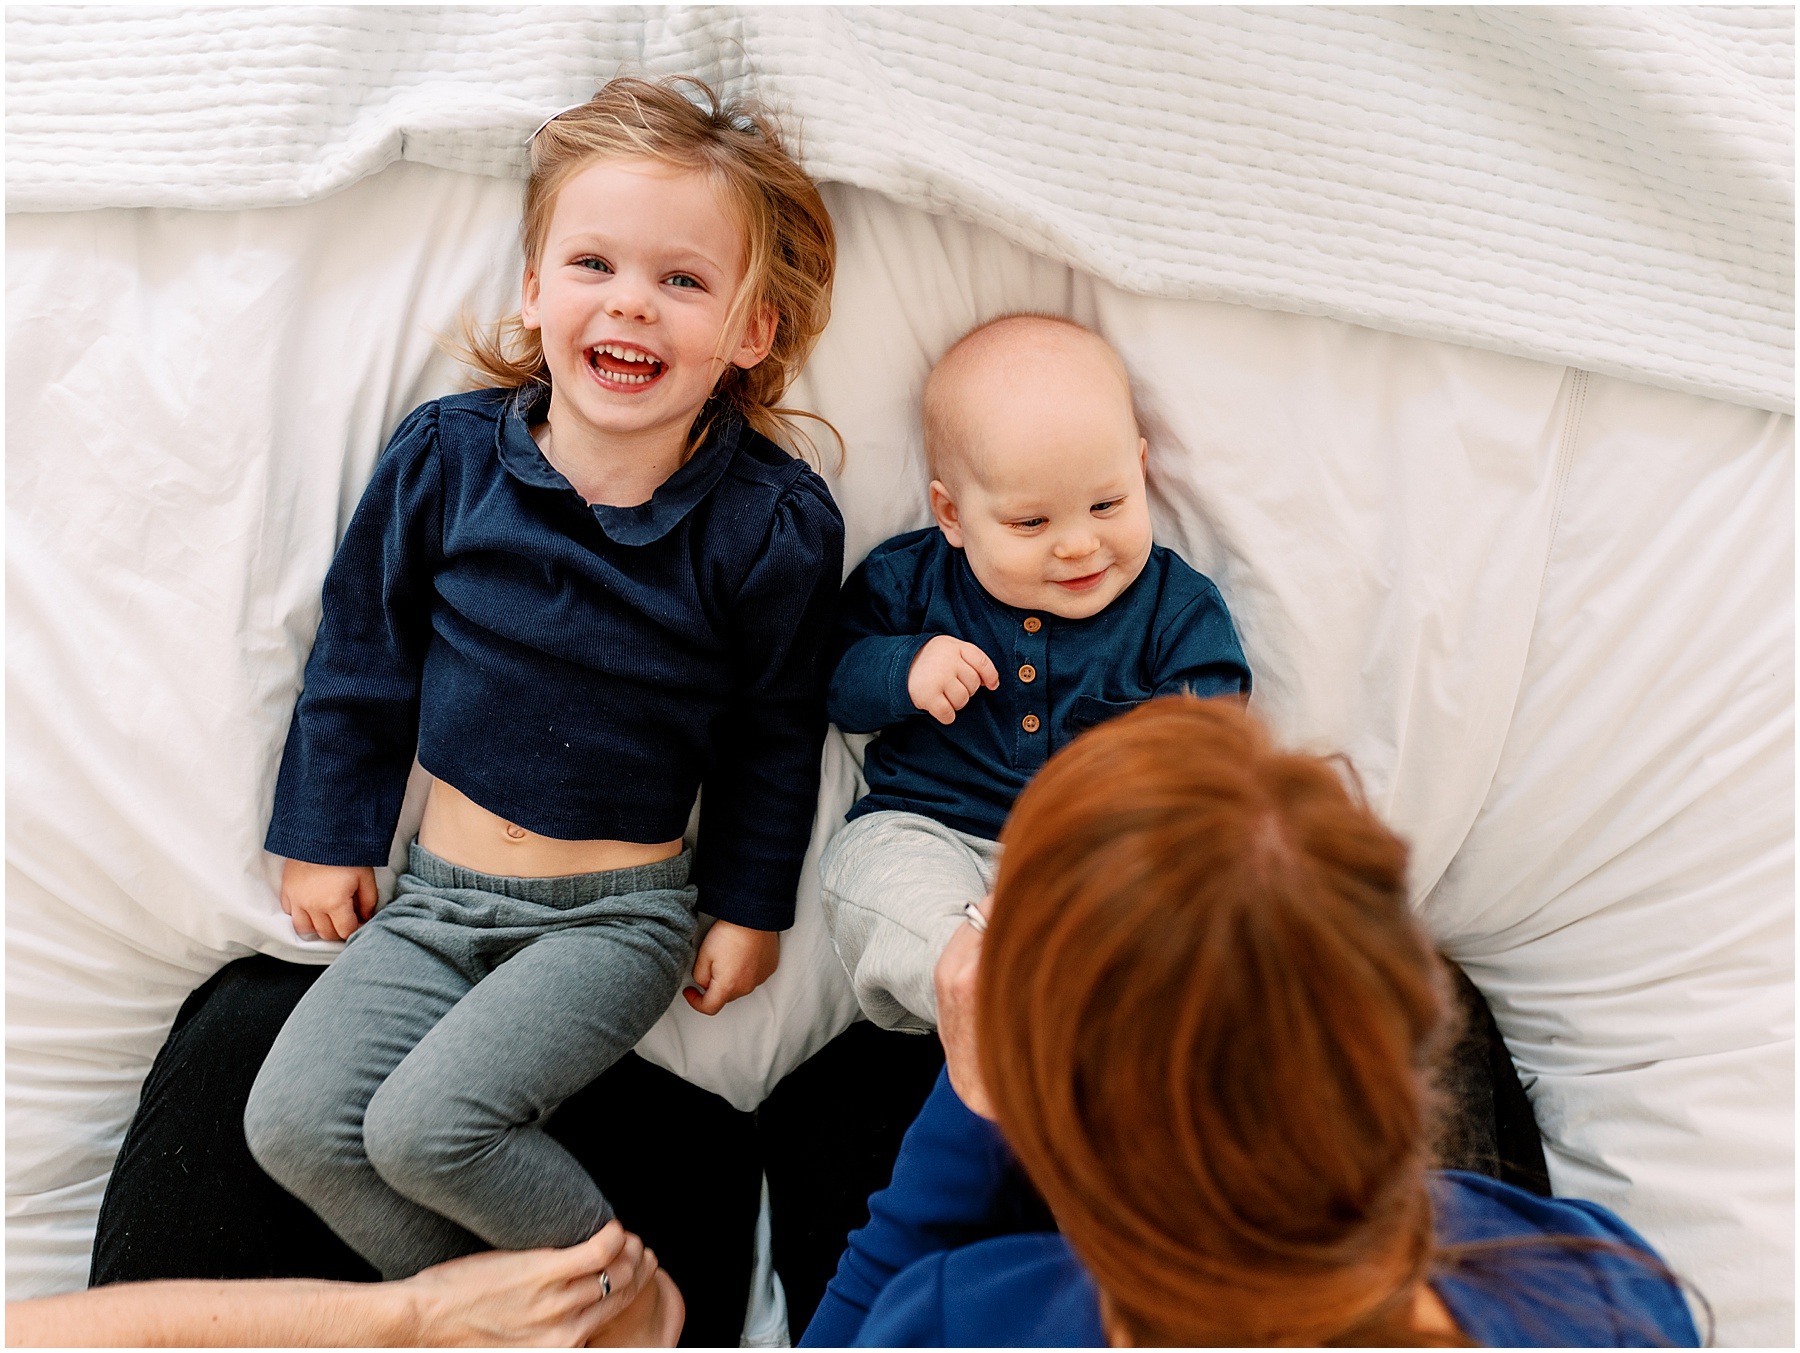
[827, 528, 1250, 839]
[802, 1069, 1701, 1347]
[265, 385, 844, 931]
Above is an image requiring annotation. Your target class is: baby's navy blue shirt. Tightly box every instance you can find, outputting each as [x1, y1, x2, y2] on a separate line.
[827, 528, 1250, 839]
[265, 385, 845, 931]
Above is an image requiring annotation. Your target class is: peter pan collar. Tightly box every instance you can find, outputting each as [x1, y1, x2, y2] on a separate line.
[495, 384, 742, 546]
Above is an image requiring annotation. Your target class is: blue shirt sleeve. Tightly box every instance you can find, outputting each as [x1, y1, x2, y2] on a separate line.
[264, 403, 442, 866]
[1150, 575, 1251, 700]
[826, 546, 941, 734]
[802, 1068, 1032, 1347]
[694, 470, 845, 930]
[1431, 1172, 1702, 1348]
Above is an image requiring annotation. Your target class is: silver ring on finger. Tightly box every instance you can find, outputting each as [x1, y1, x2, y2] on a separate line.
[599, 1270, 611, 1300]
[963, 899, 989, 933]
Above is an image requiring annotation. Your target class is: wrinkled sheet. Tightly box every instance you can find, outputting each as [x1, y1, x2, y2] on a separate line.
[7, 166, 1792, 1342]
[6, 7, 1792, 412]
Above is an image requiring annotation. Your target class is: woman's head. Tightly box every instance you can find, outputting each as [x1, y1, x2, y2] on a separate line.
[980, 696, 1451, 1346]
[461, 76, 835, 455]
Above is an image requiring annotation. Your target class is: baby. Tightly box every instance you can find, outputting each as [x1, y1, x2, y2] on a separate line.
[821, 314, 1251, 1030]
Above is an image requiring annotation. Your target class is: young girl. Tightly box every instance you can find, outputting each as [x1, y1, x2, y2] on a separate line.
[241, 76, 844, 1282]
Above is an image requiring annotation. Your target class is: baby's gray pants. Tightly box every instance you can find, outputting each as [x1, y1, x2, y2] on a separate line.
[818, 810, 1002, 1033]
[244, 843, 698, 1280]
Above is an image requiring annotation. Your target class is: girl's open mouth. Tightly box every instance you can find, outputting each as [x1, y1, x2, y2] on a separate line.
[586, 342, 665, 392]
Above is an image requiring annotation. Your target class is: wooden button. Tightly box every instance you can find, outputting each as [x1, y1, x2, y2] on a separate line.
[1022, 616, 1042, 633]
[1021, 713, 1041, 733]
[1018, 664, 1037, 683]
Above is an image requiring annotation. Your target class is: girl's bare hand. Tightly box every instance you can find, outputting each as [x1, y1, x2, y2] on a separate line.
[683, 921, 779, 1015]
[280, 859, 378, 941]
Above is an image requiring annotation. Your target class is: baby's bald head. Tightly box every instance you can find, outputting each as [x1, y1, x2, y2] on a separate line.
[922, 314, 1137, 490]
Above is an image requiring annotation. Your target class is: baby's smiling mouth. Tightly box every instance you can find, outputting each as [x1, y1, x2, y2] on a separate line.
[1053, 567, 1109, 591]
[587, 341, 665, 389]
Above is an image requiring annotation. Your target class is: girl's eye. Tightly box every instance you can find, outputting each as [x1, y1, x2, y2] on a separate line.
[666, 274, 703, 290]
[575, 257, 612, 274]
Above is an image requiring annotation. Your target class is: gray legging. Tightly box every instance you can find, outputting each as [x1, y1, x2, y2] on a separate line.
[244, 843, 698, 1279]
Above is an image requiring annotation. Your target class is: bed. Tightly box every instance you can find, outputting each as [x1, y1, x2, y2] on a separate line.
[7, 8, 1792, 1344]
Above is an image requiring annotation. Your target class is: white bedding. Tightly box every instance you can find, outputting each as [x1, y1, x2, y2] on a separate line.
[7, 162, 1791, 1343]
[7, 7, 1792, 413]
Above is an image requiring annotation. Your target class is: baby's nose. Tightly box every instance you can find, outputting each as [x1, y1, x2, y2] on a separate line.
[1053, 530, 1099, 559]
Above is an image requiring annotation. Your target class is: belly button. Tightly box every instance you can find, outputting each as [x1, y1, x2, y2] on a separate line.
[504, 823, 528, 841]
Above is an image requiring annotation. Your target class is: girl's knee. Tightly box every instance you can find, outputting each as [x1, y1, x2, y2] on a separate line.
[243, 1070, 355, 1190]
[362, 1069, 486, 1195]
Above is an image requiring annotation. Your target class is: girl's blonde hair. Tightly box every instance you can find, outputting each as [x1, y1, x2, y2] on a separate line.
[456, 75, 837, 461]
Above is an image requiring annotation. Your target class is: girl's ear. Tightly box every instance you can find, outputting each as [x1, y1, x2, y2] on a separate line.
[731, 303, 778, 370]
[520, 270, 542, 332]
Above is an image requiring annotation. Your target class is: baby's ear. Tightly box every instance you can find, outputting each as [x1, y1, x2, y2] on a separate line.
[1139, 436, 1148, 473]
[929, 479, 965, 548]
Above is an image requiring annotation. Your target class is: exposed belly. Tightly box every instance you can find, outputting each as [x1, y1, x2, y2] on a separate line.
[417, 777, 683, 877]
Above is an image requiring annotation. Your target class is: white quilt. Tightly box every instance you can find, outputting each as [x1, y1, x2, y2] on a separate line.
[6, 9, 1794, 1347]
[6, 6, 1793, 413]
[7, 164, 1792, 1343]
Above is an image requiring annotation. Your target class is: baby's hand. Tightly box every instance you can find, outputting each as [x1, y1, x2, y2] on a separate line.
[281, 859, 378, 942]
[908, 635, 999, 725]
[683, 921, 780, 1015]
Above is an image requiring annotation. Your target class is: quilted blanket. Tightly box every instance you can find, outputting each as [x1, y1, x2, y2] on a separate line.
[6, 6, 1793, 414]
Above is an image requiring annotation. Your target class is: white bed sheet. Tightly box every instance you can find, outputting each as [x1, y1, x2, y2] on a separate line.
[6, 163, 1791, 1342]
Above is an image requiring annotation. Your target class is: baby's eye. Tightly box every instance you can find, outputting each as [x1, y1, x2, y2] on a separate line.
[1091, 498, 1123, 514]
[666, 273, 703, 290]
[575, 256, 613, 274]
[1009, 517, 1048, 531]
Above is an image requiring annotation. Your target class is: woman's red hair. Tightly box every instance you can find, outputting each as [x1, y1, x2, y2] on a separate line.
[979, 696, 1454, 1346]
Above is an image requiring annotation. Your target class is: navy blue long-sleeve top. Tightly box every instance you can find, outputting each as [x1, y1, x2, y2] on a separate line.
[827, 528, 1251, 839]
[802, 1069, 1701, 1347]
[264, 385, 844, 931]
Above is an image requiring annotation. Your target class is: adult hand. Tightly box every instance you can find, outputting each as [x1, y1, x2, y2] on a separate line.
[588, 1269, 685, 1347]
[403, 1220, 665, 1347]
[934, 892, 996, 1119]
[281, 859, 377, 941]
[908, 635, 999, 725]
[2, 1223, 674, 1348]
[683, 920, 780, 1015]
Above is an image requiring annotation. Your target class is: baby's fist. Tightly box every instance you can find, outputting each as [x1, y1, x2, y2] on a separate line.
[908, 635, 1000, 725]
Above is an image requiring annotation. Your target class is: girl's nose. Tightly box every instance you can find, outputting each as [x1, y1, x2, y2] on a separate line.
[605, 276, 656, 322]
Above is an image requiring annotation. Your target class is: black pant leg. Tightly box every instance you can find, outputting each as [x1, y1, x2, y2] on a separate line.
[90, 955, 376, 1285]
[91, 954, 766, 1348]
[1435, 960, 1551, 1196]
[757, 1021, 948, 1336]
[551, 1052, 762, 1349]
